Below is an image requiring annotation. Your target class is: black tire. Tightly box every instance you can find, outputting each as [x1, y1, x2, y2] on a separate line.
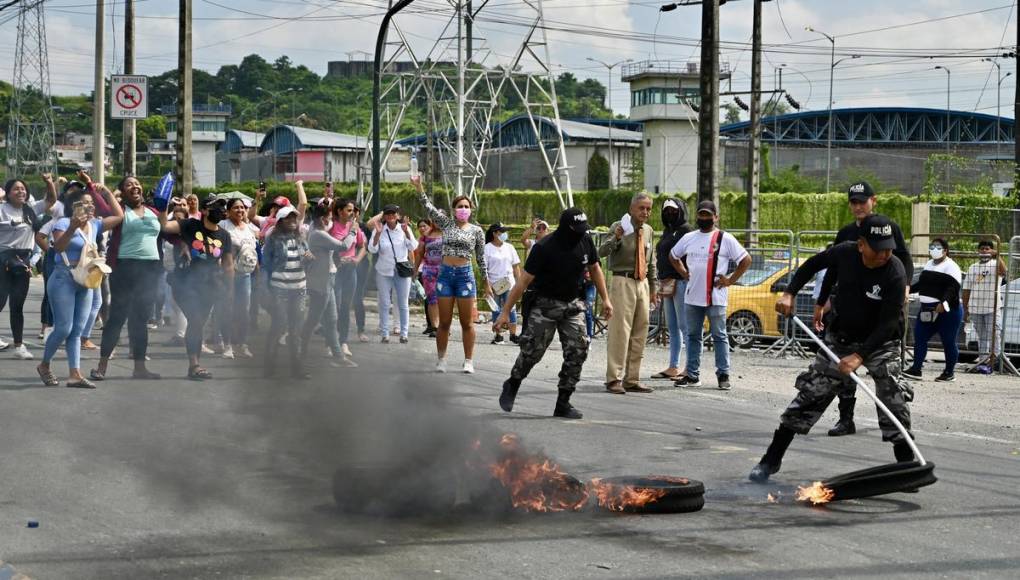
[823, 461, 937, 501]
[595, 476, 705, 514]
[727, 311, 762, 349]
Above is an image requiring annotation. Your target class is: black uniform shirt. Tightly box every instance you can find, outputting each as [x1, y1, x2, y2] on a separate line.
[817, 218, 913, 304]
[789, 241, 907, 356]
[525, 233, 599, 302]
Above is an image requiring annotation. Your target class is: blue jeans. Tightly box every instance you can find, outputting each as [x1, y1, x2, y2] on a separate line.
[219, 273, 252, 346]
[910, 304, 964, 375]
[493, 289, 518, 325]
[663, 280, 688, 369]
[583, 283, 596, 338]
[685, 304, 729, 378]
[376, 271, 411, 338]
[302, 282, 340, 356]
[82, 281, 103, 339]
[43, 265, 93, 370]
[333, 263, 358, 345]
[436, 264, 476, 298]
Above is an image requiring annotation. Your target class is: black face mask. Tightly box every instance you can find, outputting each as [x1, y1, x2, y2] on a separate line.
[696, 217, 714, 231]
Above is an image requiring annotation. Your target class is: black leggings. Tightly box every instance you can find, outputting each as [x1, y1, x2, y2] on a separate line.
[266, 287, 304, 369]
[0, 264, 30, 344]
[172, 272, 217, 358]
[100, 259, 161, 360]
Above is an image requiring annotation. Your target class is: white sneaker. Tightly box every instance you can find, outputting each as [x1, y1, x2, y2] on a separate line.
[12, 344, 33, 360]
[201, 343, 215, 355]
[462, 359, 475, 374]
[341, 343, 353, 357]
[436, 358, 447, 373]
[238, 345, 254, 358]
[0, 337, 9, 350]
[222, 346, 235, 359]
[278, 332, 288, 346]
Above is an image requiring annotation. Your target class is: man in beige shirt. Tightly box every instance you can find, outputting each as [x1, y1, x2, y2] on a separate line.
[599, 193, 658, 394]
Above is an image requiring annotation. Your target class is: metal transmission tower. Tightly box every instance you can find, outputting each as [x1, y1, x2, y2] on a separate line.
[364, 0, 573, 211]
[7, 0, 57, 177]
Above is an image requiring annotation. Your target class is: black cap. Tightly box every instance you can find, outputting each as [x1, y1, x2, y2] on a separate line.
[487, 221, 508, 234]
[860, 214, 896, 251]
[696, 200, 717, 215]
[559, 207, 590, 234]
[382, 204, 400, 214]
[848, 181, 875, 202]
[200, 196, 226, 210]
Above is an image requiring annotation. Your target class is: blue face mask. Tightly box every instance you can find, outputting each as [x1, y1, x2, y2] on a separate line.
[498, 232, 509, 243]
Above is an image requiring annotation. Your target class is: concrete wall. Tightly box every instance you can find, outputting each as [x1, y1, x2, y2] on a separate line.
[643, 120, 699, 195]
[480, 144, 638, 191]
[723, 141, 1014, 194]
[193, 142, 218, 188]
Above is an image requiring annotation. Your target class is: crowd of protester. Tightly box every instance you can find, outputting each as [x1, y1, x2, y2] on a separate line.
[0, 175, 1012, 391]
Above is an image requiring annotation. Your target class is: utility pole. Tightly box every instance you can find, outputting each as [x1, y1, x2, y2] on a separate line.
[696, 0, 720, 205]
[122, 0, 136, 175]
[176, 0, 193, 197]
[745, 0, 762, 235]
[587, 58, 632, 188]
[93, 0, 106, 185]
[1014, 23, 1019, 218]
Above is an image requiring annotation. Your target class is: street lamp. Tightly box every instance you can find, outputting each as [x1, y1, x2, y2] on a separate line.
[934, 65, 951, 185]
[586, 57, 632, 188]
[806, 25, 836, 192]
[983, 58, 1012, 159]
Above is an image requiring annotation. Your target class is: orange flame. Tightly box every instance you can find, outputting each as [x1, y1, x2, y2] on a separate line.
[766, 493, 777, 503]
[487, 433, 589, 512]
[589, 478, 668, 512]
[795, 481, 835, 505]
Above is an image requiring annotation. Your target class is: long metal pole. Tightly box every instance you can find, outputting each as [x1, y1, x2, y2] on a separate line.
[456, 0, 465, 198]
[122, 0, 135, 175]
[792, 317, 926, 466]
[608, 69, 613, 188]
[93, 0, 105, 185]
[825, 37, 834, 193]
[372, 0, 416, 214]
[945, 68, 951, 184]
[697, 0, 721, 205]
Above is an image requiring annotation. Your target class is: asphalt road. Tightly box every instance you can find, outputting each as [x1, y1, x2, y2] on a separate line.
[1, 280, 1019, 579]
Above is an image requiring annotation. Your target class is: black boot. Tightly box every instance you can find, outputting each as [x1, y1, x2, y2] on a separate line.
[893, 441, 915, 463]
[553, 389, 582, 419]
[499, 378, 521, 412]
[749, 426, 795, 483]
[827, 397, 857, 437]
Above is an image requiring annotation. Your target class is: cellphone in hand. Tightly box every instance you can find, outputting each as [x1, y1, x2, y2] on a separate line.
[258, 180, 267, 191]
[72, 201, 86, 220]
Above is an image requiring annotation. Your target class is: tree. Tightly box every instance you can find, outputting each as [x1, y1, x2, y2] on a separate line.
[723, 102, 742, 124]
[587, 151, 610, 190]
[136, 115, 167, 146]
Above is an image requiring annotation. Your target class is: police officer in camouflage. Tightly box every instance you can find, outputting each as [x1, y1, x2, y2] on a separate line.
[494, 208, 613, 419]
[749, 215, 916, 483]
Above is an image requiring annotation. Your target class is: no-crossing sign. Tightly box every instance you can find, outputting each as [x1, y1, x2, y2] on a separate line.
[111, 75, 148, 120]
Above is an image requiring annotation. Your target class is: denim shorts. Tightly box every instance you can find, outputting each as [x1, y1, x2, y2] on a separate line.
[436, 264, 476, 298]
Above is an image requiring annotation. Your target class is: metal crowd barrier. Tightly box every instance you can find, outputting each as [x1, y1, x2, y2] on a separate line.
[908, 233, 1015, 375]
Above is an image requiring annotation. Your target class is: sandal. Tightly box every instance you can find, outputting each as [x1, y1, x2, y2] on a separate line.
[188, 366, 212, 380]
[132, 369, 162, 380]
[651, 370, 681, 379]
[89, 369, 106, 381]
[67, 378, 97, 389]
[36, 365, 59, 386]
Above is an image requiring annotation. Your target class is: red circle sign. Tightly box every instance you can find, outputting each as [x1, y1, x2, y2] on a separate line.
[116, 85, 142, 109]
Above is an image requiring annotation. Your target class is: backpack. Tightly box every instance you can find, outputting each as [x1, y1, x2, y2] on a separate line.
[62, 221, 111, 289]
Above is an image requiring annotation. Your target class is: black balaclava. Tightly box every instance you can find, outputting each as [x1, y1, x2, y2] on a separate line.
[553, 207, 588, 246]
[661, 198, 687, 231]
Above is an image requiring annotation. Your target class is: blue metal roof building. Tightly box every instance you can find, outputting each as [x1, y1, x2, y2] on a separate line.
[721, 107, 1014, 145]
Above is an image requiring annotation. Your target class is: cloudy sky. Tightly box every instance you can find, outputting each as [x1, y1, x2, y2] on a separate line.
[1, 0, 1015, 118]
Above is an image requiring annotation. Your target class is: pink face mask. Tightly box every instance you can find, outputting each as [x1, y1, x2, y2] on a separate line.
[454, 207, 471, 221]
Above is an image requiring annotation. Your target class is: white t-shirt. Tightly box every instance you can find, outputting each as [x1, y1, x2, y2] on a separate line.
[964, 261, 1002, 315]
[670, 229, 749, 308]
[484, 241, 521, 284]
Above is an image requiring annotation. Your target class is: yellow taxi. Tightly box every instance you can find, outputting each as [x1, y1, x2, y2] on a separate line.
[724, 258, 794, 348]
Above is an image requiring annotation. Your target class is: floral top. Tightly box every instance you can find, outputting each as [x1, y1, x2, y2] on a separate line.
[417, 190, 485, 272]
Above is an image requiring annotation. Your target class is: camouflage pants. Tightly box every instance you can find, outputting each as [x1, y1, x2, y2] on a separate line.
[510, 296, 589, 391]
[780, 336, 914, 443]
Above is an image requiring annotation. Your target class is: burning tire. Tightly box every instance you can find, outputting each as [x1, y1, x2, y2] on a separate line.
[822, 461, 937, 502]
[592, 476, 705, 514]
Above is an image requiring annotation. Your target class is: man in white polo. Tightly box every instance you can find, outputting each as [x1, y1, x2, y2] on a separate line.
[669, 200, 752, 390]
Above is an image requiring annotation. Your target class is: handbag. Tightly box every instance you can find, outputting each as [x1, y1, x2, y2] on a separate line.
[386, 229, 414, 278]
[491, 276, 514, 296]
[657, 278, 677, 297]
[61, 222, 111, 289]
